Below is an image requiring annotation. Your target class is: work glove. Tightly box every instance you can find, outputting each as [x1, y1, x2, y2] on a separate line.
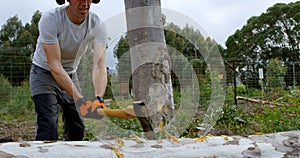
[75, 96, 105, 120]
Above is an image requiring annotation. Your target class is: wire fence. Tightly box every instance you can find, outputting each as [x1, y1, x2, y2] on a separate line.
[1, 48, 300, 107]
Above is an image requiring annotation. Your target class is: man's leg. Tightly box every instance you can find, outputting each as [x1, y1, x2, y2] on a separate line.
[33, 94, 59, 141]
[60, 91, 85, 141]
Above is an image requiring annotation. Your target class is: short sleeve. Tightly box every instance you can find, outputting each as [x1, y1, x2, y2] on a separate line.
[92, 20, 108, 46]
[38, 12, 59, 44]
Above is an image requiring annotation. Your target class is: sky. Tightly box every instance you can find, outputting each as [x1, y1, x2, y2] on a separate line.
[0, 0, 298, 68]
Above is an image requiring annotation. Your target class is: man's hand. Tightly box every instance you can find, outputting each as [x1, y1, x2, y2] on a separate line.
[75, 97, 105, 119]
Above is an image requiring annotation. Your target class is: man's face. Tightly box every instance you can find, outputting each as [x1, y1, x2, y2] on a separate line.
[68, 0, 92, 20]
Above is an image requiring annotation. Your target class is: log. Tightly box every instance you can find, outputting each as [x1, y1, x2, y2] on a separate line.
[236, 96, 285, 106]
[0, 130, 299, 157]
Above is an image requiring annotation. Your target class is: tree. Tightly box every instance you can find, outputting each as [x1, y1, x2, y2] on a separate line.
[0, 15, 24, 47]
[25, 10, 42, 49]
[123, 0, 175, 139]
[225, 1, 300, 87]
[114, 36, 129, 59]
[0, 11, 41, 85]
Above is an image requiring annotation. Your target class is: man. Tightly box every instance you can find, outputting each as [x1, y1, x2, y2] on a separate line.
[29, 0, 107, 141]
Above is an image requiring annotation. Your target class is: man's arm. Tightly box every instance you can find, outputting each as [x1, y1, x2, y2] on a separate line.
[43, 43, 83, 101]
[92, 44, 107, 98]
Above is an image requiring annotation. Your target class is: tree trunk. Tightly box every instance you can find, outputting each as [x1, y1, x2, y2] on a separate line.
[124, 0, 174, 129]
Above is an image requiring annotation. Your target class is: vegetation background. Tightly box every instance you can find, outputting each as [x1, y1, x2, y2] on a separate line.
[0, 1, 299, 140]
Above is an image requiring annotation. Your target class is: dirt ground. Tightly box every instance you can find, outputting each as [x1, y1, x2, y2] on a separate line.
[0, 120, 36, 141]
[0, 120, 230, 142]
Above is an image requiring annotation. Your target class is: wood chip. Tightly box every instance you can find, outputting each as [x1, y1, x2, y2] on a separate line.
[151, 144, 163, 148]
[100, 144, 114, 150]
[19, 142, 31, 147]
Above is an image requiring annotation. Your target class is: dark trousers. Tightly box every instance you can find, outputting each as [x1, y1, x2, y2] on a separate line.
[32, 94, 84, 141]
[30, 64, 84, 141]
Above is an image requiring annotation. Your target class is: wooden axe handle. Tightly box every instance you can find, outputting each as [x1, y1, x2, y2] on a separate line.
[96, 105, 136, 119]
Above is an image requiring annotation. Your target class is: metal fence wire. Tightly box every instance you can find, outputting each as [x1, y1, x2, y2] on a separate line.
[1, 47, 300, 106]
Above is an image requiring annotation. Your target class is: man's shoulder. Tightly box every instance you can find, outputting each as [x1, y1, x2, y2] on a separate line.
[88, 11, 105, 28]
[43, 6, 66, 18]
[89, 11, 101, 22]
[39, 6, 66, 26]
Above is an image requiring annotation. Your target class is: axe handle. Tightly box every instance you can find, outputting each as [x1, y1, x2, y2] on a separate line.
[96, 105, 136, 119]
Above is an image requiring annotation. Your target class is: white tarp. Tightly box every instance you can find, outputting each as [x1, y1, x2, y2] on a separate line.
[0, 130, 299, 158]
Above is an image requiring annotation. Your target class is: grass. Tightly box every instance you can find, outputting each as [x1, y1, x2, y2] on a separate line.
[213, 86, 300, 136]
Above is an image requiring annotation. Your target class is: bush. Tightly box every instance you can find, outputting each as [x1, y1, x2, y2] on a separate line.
[236, 84, 247, 95]
[253, 105, 300, 133]
[0, 74, 13, 105]
[215, 104, 254, 135]
[267, 59, 287, 88]
[1, 81, 34, 120]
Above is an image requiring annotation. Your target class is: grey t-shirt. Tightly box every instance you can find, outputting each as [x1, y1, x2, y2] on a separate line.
[32, 5, 108, 74]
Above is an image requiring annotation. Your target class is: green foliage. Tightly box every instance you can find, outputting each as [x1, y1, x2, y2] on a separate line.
[267, 59, 287, 88]
[253, 104, 300, 133]
[213, 86, 300, 136]
[215, 103, 300, 135]
[0, 75, 13, 105]
[0, 15, 24, 46]
[236, 84, 247, 95]
[225, 84, 248, 105]
[244, 87, 262, 98]
[225, 1, 300, 88]
[104, 71, 113, 99]
[198, 76, 211, 106]
[164, 23, 217, 61]
[0, 82, 34, 120]
[0, 11, 40, 48]
[216, 104, 254, 135]
[0, 47, 33, 85]
[227, 84, 248, 96]
[172, 89, 181, 108]
[1, 82, 300, 140]
[190, 58, 206, 75]
[0, 11, 41, 85]
[27, 10, 42, 45]
[113, 35, 129, 59]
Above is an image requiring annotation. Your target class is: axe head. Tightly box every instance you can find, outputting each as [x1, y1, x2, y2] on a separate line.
[133, 101, 156, 140]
